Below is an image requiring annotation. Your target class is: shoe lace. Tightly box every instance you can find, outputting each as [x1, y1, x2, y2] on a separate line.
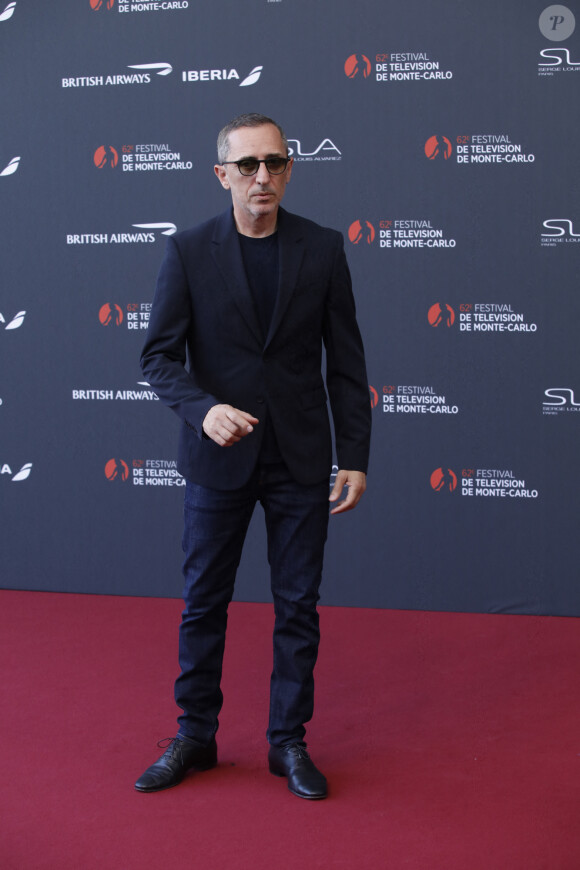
[289, 743, 310, 761]
[157, 737, 184, 762]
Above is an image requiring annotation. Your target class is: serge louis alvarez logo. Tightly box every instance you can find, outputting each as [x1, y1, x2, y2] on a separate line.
[543, 388, 580, 414]
[541, 219, 580, 245]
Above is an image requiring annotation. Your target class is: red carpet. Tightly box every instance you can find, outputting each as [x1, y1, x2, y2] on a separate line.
[1, 591, 579, 869]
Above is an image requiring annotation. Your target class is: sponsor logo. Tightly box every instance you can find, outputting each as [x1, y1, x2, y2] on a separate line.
[432, 467, 539, 499]
[347, 51, 453, 82]
[0, 2, 16, 21]
[66, 222, 176, 245]
[99, 302, 151, 330]
[1, 156, 20, 176]
[181, 64, 263, 86]
[539, 5, 576, 40]
[105, 458, 185, 486]
[429, 303, 538, 334]
[73, 382, 159, 401]
[538, 47, 580, 73]
[378, 384, 459, 415]
[287, 138, 341, 162]
[0, 310, 26, 330]
[1, 462, 32, 482]
[541, 219, 580, 245]
[429, 134, 535, 165]
[62, 62, 172, 88]
[543, 388, 580, 414]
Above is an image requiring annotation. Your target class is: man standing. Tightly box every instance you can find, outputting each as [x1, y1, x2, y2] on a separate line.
[136, 114, 371, 800]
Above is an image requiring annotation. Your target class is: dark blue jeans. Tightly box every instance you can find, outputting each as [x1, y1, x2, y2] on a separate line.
[175, 461, 330, 747]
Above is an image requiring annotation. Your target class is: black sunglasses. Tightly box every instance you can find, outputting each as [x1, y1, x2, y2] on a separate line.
[221, 157, 290, 176]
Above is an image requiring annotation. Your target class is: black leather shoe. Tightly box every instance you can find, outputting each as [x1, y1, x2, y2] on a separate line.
[268, 742, 327, 800]
[135, 736, 217, 793]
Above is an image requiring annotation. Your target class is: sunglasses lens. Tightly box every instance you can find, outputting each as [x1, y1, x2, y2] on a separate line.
[265, 158, 287, 174]
[237, 159, 260, 175]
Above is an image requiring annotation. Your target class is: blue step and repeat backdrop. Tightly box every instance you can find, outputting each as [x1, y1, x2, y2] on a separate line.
[1, 1, 578, 614]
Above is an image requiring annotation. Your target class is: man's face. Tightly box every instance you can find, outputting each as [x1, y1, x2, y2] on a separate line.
[214, 124, 293, 227]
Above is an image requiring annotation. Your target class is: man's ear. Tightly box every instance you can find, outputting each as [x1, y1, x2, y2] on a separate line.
[214, 164, 229, 189]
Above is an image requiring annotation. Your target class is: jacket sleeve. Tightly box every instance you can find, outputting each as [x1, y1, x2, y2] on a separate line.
[140, 236, 218, 438]
[322, 234, 372, 473]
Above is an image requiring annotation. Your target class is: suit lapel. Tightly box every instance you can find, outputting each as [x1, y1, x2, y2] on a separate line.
[210, 209, 263, 345]
[265, 208, 305, 348]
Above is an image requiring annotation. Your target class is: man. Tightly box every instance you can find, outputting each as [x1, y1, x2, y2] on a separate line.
[136, 113, 371, 800]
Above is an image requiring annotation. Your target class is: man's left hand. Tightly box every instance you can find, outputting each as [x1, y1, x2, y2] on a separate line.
[328, 470, 367, 515]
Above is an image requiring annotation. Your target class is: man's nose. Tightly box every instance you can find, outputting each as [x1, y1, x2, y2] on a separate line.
[255, 162, 270, 183]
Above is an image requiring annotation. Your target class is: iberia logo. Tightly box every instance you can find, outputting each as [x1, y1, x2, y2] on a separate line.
[344, 55, 372, 78]
[90, 0, 115, 9]
[428, 303, 455, 327]
[425, 135, 453, 160]
[99, 303, 124, 326]
[348, 220, 375, 244]
[105, 458, 129, 481]
[430, 467, 457, 492]
[369, 385, 379, 408]
[94, 146, 119, 169]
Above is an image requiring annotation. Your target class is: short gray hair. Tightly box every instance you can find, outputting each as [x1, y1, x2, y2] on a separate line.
[217, 113, 289, 163]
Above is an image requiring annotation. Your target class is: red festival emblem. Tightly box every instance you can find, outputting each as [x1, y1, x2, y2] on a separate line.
[105, 459, 130, 482]
[344, 54, 372, 79]
[99, 303, 124, 326]
[90, 0, 115, 10]
[430, 468, 458, 492]
[424, 135, 453, 160]
[428, 303, 455, 328]
[348, 220, 375, 245]
[369, 385, 379, 409]
[94, 146, 119, 169]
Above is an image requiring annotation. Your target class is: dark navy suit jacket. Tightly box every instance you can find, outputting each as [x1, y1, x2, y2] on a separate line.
[140, 207, 371, 489]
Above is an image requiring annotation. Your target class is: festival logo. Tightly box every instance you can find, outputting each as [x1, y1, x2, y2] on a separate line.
[348, 220, 375, 245]
[369, 386, 379, 409]
[1, 462, 33, 482]
[105, 458, 130, 481]
[98, 302, 150, 330]
[90, 0, 115, 9]
[94, 146, 119, 169]
[429, 303, 538, 334]
[344, 55, 372, 78]
[432, 467, 539, 499]
[425, 136, 453, 160]
[113, 143, 193, 173]
[1, 156, 20, 176]
[105, 458, 184, 486]
[427, 134, 534, 165]
[379, 384, 459, 415]
[91, 0, 190, 14]
[347, 51, 453, 82]
[1, 310, 26, 330]
[430, 468, 458, 492]
[428, 303, 455, 327]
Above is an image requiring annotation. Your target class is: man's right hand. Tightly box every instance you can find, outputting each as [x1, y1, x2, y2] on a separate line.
[202, 404, 259, 447]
